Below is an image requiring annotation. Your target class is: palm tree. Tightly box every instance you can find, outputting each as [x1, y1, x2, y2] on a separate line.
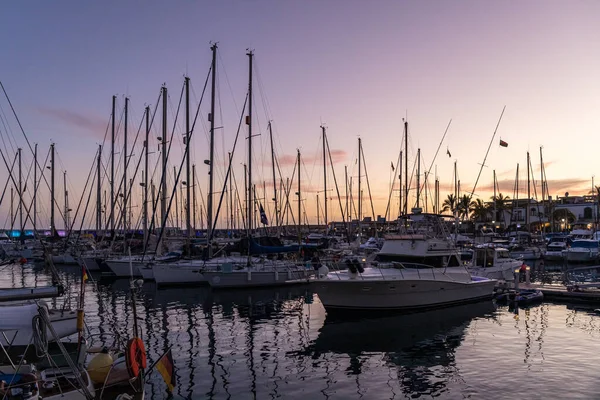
[441, 194, 456, 215]
[470, 198, 490, 222]
[490, 193, 510, 226]
[457, 194, 472, 220]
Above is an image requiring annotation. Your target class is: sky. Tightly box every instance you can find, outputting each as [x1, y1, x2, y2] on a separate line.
[1, 0, 600, 230]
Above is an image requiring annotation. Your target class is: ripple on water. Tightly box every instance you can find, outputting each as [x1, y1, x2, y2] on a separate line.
[5, 265, 600, 398]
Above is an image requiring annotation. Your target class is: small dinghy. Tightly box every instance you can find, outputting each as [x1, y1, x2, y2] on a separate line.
[496, 289, 543, 305]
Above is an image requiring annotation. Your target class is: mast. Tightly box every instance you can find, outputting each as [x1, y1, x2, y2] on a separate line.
[404, 120, 408, 216]
[358, 138, 362, 223]
[246, 50, 254, 235]
[143, 106, 150, 248]
[18, 148, 23, 242]
[96, 144, 102, 232]
[269, 122, 278, 230]
[110, 95, 116, 234]
[161, 86, 168, 230]
[192, 164, 196, 233]
[63, 171, 68, 232]
[527, 151, 531, 232]
[185, 76, 192, 251]
[416, 148, 421, 209]
[123, 97, 128, 235]
[322, 125, 328, 232]
[174, 167, 178, 229]
[33, 143, 37, 231]
[454, 161, 458, 217]
[10, 187, 13, 232]
[297, 149, 301, 237]
[399, 151, 402, 217]
[344, 166, 349, 222]
[493, 169, 497, 224]
[50, 143, 55, 237]
[207, 44, 217, 245]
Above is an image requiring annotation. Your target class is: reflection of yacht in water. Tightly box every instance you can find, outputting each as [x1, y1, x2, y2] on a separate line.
[302, 301, 496, 397]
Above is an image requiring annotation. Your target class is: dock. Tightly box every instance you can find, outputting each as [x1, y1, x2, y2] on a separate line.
[496, 281, 600, 304]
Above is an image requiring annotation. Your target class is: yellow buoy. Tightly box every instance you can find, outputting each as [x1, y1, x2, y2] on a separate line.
[87, 350, 114, 384]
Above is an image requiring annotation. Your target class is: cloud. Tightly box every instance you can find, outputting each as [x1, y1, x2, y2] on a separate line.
[37, 107, 108, 139]
[276, 149, 348, 166]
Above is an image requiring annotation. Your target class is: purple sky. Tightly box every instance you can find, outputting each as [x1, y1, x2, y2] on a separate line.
[2, 1, 600, 228]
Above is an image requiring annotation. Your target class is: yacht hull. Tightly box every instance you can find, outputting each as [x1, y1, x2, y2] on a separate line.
[204, 268, 313, 289]
[314, 278, 496, 311]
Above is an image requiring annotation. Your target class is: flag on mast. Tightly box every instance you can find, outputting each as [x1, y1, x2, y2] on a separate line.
[259, 203, 269, 225]
[391, 162, 395, 171]
[447, 148, 451, 158]
[499, 139, 508, 147]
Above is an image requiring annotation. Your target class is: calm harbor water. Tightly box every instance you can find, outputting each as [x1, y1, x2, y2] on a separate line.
[4, 262, 600, 399]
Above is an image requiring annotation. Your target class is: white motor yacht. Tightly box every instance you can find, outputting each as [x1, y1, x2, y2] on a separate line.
[313, 212, 496, 312]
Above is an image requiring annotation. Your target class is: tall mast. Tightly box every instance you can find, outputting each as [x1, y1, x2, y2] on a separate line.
[143, 106, 150, 248]
[18, 148, 23, 242]
[10, 187, 13, 232]
[33, 143, 37, 231]
[63, 171, 68, 232]
[416, 148, 421, 209]
[297, 149, 301, 236]
[110, 95, 116, 234]
[174, 167, 178, 229]
[246, 50, 254, 234]
[493, 169, 497, 223]
[161, 86, 168, 229]
[185, 76, 192, 251]
[454, 161, 458, 217]
[344, 166, 349, 221]
[50, 143, 55, 237]
[527, 151, 531, 232]
[269, 122, 278, 229]
[192, 164, 196, 233]
[123, 97, 128, 235]
[96, 144, 102, 232]
[399, 151, 402, 217]
[358, 138, 362, 223]
[322, 125, 328, 232]
[207, 43, 217, 245]
[404, 120, 408, 216]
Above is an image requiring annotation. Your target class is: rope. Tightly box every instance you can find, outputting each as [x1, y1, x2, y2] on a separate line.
[32, 313, 48, 358]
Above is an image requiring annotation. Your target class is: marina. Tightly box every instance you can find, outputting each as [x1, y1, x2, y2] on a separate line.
[2, 262, 600, 398]
[3, 1, 600, 398]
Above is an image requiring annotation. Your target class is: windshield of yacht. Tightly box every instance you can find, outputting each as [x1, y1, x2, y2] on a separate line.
[497, 250, 511, 259]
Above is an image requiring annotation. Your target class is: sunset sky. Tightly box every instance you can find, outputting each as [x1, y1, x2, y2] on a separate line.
[1, 1, 600, 229]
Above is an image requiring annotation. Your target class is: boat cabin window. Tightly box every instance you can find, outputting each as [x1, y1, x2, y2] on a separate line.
[497, 250, 510, 259]
[475, 248, 495, 267]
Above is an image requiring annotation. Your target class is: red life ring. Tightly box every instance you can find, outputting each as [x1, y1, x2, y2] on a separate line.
[126, 337, 147, 378]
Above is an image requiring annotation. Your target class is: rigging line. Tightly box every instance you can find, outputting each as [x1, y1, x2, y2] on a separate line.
[469, 106, 506, 199]
[424, 119, 452, 186]
[0, 101, 18, 156]
[325, 133, 349, 239]
[64, 147, 98, 243]
[359, 142, 376, 222]
[0, 105, 17, 156]
[384, 149, 403, 221]
[210, 94, 248, 235]
[0, 153, 18, 207]
[145, 64, 212, 257]
[72, 158, 97, 247]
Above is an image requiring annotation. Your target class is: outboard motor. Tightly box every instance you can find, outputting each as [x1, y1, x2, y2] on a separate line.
[346, 259, 357, 274]
[352, 258, 364, 273]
